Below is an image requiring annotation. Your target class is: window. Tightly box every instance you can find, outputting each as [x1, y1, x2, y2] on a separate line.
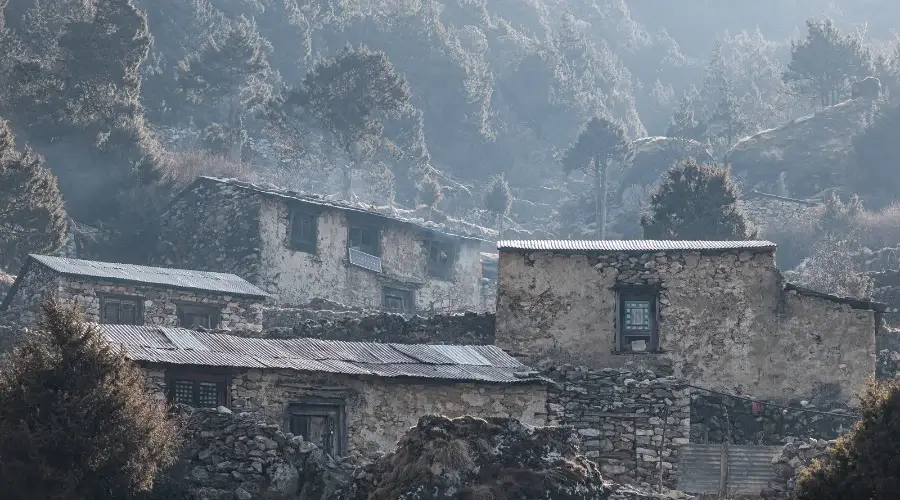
[100, 296, 143, 325]
[383, 287, 414, 312]
[167, 371, 228, 408]
[177, 304, 220, 329]
[349, 225, 380, 256]
[616, 288, 659, 352]
[289, 211, 317, 253]
[426, 239, 455, 279]
[287, 400, 346, 457]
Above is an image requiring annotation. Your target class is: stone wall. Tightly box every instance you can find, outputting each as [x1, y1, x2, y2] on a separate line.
[153, 178, 265, 283]
[689, 394, 857, 445]
[736, 192, 822, 234]
[496, 247, 877, 404]
[763, 438, 833, 499]
[141, 363, 547, 456]
[544, 365, 691, 491]
[256, 196, 489, 312]
[156, 406, 352, 500]
[4, 269, 264, 331]
[871, 269, 900, 326]
[260, 307, 495, 344]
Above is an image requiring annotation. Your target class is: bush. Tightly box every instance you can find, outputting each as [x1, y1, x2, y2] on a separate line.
[158, 150, 251, 189]
[0, 300, 181, 500]
[795, 380, 900, 499]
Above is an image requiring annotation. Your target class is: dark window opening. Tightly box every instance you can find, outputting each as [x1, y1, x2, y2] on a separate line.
[426, 239, 455, 279]
[289, 211, 317, 253]
[349, 225, 380, 257]
[383, 287, 414, 312]
[177, 304, 220, 329]
[100, 296, 143, 325]
[617, 289, 659, 352]
[168, 372, 227, 408]
[288, 401, 346, 457]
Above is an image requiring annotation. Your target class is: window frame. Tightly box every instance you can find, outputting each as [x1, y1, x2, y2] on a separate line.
[285, 398, 347, 457]
[425, 238, 456, 280]
[176, 302, 221, 329]
[382, 286, 414, 313]
[166, 369, 230, 408]
[348, 223, 381, 257]
[99, 294, 144, 326]
[615, 285, 660, 353]
[288, 209, 318, 254]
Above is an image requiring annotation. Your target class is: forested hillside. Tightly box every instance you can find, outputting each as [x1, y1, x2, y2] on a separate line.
[2, 0, 900, 293]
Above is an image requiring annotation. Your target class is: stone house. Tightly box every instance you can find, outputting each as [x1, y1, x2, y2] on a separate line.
[495, 240, 885, 405]
[152, 177, 492, 312]
[98, 324, 547, 456]
[1, 255, 269, 331]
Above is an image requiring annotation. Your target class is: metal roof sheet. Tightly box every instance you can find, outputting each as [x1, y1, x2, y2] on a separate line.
[29, 255, 270, 298]
[497, 240, 777, 252]
[98, 325, 542, 384]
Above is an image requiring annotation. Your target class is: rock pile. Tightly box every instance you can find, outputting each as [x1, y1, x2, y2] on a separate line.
[335, 415, 690, 500]
[156, 406, 353, 500]
[763, 438, 833, 499]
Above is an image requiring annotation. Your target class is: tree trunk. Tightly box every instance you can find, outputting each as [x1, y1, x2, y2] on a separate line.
[228, 97, 242, 163]
[599, 161, 608, 240]
[341, 166, 352, 199]
[498, 214, 504, 240]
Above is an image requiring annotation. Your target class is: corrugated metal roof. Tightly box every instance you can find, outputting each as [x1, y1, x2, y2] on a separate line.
[497, 240, 777, 252]
[97, 324, 541, 384]
[29, 255, 269, 298]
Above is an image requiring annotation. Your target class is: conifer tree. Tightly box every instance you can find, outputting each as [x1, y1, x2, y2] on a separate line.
[0, 119, 66, 272]
[640, 158, 755, 240]
[0, 299, 180, 500]
[485, 174, 513, 238]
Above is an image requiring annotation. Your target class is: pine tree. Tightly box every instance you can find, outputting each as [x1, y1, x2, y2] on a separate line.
[177, 15, 273, 162]
[562, 117, 632, 239]
[0, 119, 66, 272]
[284, 45, 412, 199]
[485, 174, 512, 238]
[0, 299, 180, 500]
[416, 175, 443, 219]
[784, 19, 873, 109]
[640, 158, 755, 240]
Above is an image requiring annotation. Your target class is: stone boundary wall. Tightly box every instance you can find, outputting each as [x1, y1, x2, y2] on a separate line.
[871, 269, 900, 326]
[543, 365, 691, 491]
[155, 406, 353, 500]
[261, 307, 495, 345]
[690, 394, 857, 445]
[763, 438, 832, 499]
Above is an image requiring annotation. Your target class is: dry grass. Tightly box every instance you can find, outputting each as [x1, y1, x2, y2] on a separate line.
[157, 150, 252, 189]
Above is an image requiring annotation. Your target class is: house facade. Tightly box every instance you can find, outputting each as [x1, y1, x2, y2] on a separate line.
[494, 240, 884, 404]
[153, 177, 492, 313]
[1, 255, 268, 331]
[98, 324, 547, 456]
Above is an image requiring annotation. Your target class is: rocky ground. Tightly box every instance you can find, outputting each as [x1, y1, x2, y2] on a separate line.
[333, 415, 691, 500]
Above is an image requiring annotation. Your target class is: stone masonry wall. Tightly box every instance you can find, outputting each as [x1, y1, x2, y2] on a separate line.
[763, 438, 833, 499]
[153, 178, 265, 284]
[156, 406, 353, 500]
[544, 365, 691, 491]
[261, 307, 494, 344]
[141, 363, 547, 456]
[0, 263, 56, 326]
[736, 193, 822, 234]
[7, 271, 264, 331]
[496, 247, 877, 404]
[871, 269, 900, 326]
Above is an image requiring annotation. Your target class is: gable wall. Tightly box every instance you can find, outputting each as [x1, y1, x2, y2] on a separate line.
[496, 248, 875, 404]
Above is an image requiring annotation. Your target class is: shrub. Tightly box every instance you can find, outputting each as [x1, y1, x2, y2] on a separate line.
[795, 380, 900, 499]
[0, 299, 181, 500]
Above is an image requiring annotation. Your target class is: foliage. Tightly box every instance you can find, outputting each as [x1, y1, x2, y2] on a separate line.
[852, 101, 900, 209]
[484, 174, 513, 217]
[0, 118, 66, 272]
[562, 116, 632, 238]
[0, 299, 180, 500]
[640, 158, 755, 240]
[784, 19, 873, 109]
[794, 380, 900, 499]
[416, 175, 443, 209]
